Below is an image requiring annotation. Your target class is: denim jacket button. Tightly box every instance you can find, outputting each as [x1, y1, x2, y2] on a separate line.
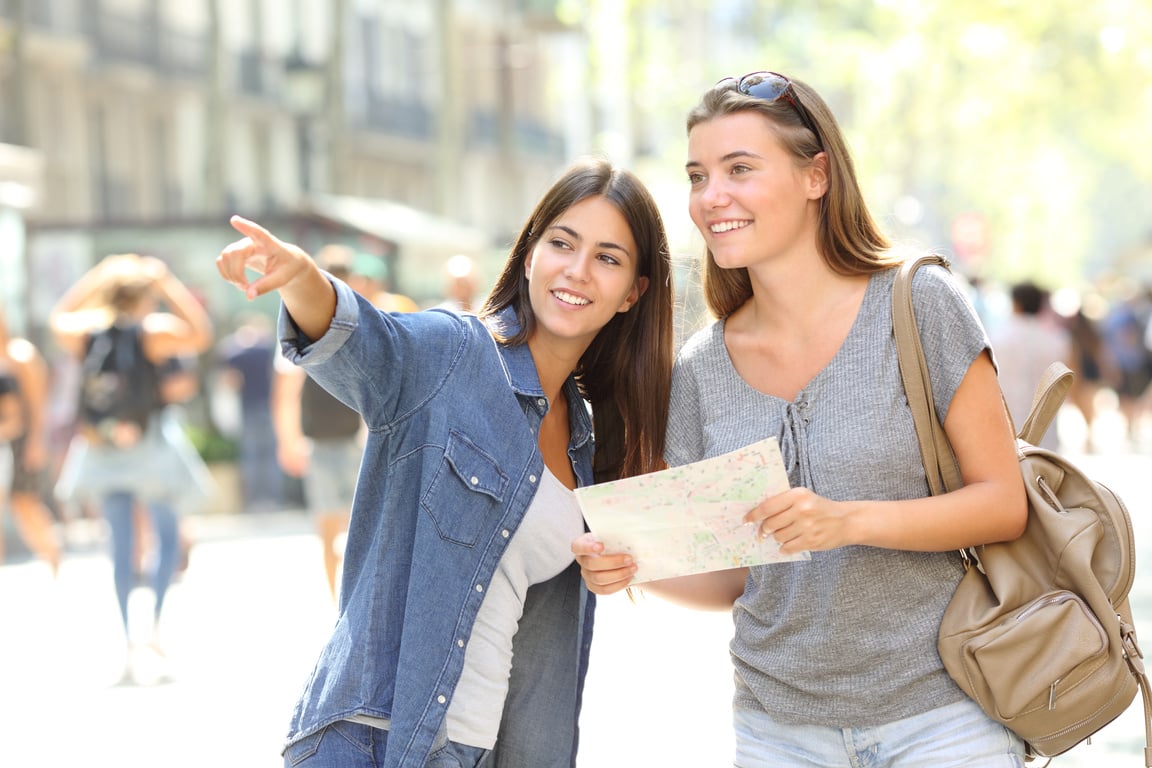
[501, 529, 510, 538]
[457, 639, 465, 648]
[475, 583, 484, 592]
[438, 695, 447, 705]
[536, 397, 546, 408]
[529, 475, 537, 483]
[470, 476, 479, 485]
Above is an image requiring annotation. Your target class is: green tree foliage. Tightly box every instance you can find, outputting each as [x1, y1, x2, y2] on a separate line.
[621, 0, 1152, 287]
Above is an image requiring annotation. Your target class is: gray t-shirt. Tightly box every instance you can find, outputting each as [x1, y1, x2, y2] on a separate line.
[666, 264, 989, 727]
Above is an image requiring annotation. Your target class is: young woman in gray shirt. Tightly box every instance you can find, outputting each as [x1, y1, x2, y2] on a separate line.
[575, 73, 1028, 767]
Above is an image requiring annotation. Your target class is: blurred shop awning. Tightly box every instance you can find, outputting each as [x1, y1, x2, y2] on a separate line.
[301, 194, 492, 265]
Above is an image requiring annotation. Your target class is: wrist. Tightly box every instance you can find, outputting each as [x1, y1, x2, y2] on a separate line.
[844, 500, 875, 547]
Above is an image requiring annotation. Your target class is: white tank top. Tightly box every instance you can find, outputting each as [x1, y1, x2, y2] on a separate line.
[445, 465, 585, 748]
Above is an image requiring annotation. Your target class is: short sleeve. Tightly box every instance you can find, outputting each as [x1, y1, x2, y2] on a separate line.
[910, 265, 991, 424]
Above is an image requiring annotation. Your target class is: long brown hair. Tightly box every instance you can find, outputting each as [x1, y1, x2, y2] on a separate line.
[480, 158, 674, 482]
[687, 77, 896, 318]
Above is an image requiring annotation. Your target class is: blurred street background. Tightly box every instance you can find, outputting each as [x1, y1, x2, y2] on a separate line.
[3, 1, 1152, 766]
[2, 1, 1151, 348]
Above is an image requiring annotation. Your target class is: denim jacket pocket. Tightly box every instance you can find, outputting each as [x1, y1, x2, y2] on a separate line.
[421, 430, 509, 547]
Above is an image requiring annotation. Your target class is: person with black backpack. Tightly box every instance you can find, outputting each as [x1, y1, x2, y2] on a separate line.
[50, 253, 213, 684]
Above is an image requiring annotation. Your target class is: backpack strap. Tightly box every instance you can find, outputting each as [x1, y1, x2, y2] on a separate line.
[1118, 615, 1152, 767]
[1016, 362, 1074, 447]
[891, 254, 963, 495]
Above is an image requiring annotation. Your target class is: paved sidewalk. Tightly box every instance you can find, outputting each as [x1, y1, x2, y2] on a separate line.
[0, 450, 1150, 767]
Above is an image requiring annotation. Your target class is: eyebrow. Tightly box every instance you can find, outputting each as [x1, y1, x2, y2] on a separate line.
[549, 224, 632, 258]
[685, 149, 764, 170]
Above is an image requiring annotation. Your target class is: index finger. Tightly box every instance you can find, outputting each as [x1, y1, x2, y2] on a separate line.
[230, 214, 278, 247]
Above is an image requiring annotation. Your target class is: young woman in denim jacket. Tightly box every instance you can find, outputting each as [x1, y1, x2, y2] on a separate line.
[217, 158, 674, 768]
[575, 74, 1028, 766]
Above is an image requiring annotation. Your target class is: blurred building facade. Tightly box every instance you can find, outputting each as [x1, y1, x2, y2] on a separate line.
[0, 0, 582, 337]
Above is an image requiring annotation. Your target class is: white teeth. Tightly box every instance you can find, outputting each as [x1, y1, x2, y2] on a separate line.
[711, 220, 749, 233]
[553, 290, 590, 306]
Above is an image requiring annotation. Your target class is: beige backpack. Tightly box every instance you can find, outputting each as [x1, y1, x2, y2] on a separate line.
[893, 253, 1152, 764]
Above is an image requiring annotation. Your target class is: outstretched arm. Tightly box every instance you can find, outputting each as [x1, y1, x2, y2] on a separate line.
[217, 215, 335, 340]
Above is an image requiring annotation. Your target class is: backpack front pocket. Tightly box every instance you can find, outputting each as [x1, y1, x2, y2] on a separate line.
[965, 591, 1108, 719]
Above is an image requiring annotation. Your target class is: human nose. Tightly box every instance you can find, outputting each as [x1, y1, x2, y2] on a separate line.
[564, 250, 592, 282]
[697, 176, 730, 209]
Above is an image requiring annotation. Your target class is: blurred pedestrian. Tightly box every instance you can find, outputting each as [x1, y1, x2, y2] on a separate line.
[217, 157, 673, 767]
[434, 254, 479, 313]
[0, 306, 63, 574]
[990, 281, 1072, 450]
[349, 252, 420, 313]
[131, 354, 214, 581]
[1063, 298, 1112, 452]
[50, 253, 213, 681]
[1101, 281, 1152, 445]
[0, 361, 19, 496]
[574, 71, 1028, 766]
[271, 245, 367, 602]
[216, 312, 282, 512]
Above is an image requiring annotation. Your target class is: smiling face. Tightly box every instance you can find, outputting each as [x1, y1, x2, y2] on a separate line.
[686, 111, 825, 272]
[523, 194, 647, 358]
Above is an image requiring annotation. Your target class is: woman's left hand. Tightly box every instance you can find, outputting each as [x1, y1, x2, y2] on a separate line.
[571, 532, 637, 595]
[743, 487, 853, 554]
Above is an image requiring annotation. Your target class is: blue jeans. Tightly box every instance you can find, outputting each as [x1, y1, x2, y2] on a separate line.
[103, 491, 179, 633]
[283, 721, 488, 768]
[733, 698, 1026, 767]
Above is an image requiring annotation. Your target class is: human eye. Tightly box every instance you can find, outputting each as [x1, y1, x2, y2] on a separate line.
[730, 163, 752, 175]
[687, 171, 705, 186]
[548, 237, 573, 250]
[597, 252, 622, 266]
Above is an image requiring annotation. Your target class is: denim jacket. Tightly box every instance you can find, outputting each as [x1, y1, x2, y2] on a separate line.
[279, 277, 597, 768]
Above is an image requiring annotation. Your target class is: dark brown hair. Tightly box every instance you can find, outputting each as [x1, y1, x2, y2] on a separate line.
[480, 158, 674, 482]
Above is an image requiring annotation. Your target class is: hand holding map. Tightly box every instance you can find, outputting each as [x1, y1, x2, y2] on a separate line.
[575, 437, 810, 584]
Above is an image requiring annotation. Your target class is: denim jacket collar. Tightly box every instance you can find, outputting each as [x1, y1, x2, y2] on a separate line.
[487, 305, 592, 452]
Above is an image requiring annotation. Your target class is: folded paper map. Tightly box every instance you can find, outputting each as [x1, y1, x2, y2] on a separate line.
[575, 437, 810, 584]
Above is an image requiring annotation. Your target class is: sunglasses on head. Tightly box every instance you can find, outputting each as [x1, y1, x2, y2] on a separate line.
[715, 71, 823, 150]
